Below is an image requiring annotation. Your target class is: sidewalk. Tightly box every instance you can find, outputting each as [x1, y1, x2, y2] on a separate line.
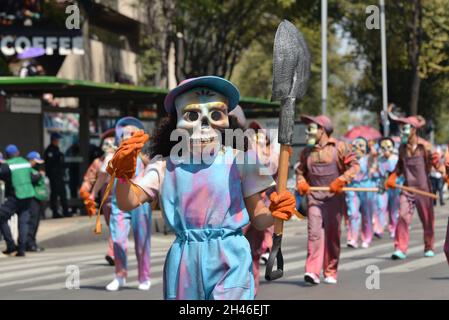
[1, 210, 171, 250]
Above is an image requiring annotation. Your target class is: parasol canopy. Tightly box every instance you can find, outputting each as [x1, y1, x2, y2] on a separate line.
[344, 125, 382, 141]
[17, 47, 45, 60]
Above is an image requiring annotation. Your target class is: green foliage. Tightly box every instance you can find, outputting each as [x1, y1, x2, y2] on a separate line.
[137, 0, 449, 140]
[231, 0, 359, 135]
[333, 0, 449, 140]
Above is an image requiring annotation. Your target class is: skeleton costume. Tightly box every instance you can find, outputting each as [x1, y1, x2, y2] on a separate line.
[443, 147, 449, 265]
[388, 116, 445, 260]
[375, 138, 402, 239]
[296, 115, 359, 285]
[79, 129, 117, 265]
[243, 120, 278, 296]
[345, 137, 377, 248]
[106, 117, 152, 291]
[131, 77, 292, 300]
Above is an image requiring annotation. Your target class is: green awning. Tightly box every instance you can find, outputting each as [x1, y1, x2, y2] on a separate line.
[0, 76, 280, 115]
[0, 76, 166, 99]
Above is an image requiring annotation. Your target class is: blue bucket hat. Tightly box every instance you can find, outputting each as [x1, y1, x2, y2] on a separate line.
[164, 76, 240, 114]
[26, 151, 44, 163]
[115, 116, 144, 144]
[5, 144, 19, 156]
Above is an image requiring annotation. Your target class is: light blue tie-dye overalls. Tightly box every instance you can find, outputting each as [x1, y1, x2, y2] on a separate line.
[110, 156, 152, 283]
[161, 147, 256, 300]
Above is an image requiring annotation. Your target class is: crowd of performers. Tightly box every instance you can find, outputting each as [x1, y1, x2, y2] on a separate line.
[79, 76, 449, 299]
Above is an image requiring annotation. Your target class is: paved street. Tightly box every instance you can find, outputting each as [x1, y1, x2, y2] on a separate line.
[0, 205, 448, 300]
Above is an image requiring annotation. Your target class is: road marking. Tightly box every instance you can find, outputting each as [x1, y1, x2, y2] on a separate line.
[338, 240, 445, 271]
[20, 266, 164, 291]
[262, 240, 423, 281]
[381, 252, 447, 274]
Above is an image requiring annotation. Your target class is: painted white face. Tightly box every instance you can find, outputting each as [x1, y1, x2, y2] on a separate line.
[175, 87, 229, 150]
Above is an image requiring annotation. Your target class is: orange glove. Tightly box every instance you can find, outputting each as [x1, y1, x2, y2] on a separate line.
[431, 152, 440, 167]
[269, 191, 296, 221]
[107, 130, 149, 179]
[297, 181, 311, 196]
[385, 172, 398, 190]
[84, 198, 97, 217]
[329, 178, 346, 194]
[79, 188, 90, 201]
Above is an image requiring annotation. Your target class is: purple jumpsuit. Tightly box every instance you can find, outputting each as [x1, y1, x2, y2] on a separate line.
[395, 146, 434, 253]
[305, 148, 346, 279]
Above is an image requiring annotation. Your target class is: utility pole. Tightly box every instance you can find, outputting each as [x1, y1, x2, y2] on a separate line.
[321, 0, 328, 115]
[380, 0, 389, 136]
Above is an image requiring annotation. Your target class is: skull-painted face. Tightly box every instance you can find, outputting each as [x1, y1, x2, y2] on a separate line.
[400, 124, 411, 145]
[305, 123, 319, 147]
[102, 137, 117, 153]
[175, 87, 229, 151]
[380, 139, 394, 158]
[352, 138, 368, 159]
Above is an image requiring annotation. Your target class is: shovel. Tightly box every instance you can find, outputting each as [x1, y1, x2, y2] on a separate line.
[265, 20, 311, 281]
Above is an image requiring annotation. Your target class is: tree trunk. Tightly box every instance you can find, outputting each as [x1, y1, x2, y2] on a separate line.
[408, 0, 422, 115]
[410, 73, 421, 115]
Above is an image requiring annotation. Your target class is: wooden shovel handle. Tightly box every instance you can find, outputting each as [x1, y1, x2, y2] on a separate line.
[273, 145, 290, 235]
[396, 185, 438, 199]
[309, 187, 379, 192]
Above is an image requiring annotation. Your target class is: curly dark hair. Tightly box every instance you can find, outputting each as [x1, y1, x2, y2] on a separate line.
[150, 113, 178, 158]
[149, 113, 250, 158]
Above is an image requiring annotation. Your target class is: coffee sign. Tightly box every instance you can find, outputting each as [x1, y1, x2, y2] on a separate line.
[0, 35, 84, 56]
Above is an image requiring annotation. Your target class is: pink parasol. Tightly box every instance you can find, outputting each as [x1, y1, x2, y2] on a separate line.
[344, 125, 382, 141]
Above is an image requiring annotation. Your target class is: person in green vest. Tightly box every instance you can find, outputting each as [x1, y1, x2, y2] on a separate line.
[26, 151, 47, 252]
[0, 144, 40, 257]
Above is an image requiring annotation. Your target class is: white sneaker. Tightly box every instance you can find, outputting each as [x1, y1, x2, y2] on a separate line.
[361, 242, 370, 249]
[260, 252, 269, 265]
[346, 240, 358, 249]
[138, 280, 152, 291]
[106, 277, 126, 291]
[324, 276, 337, 284]
[304, 272, 320, 285]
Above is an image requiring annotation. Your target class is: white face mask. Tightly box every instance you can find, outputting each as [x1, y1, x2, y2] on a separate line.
[380, 139, 394, 158]
[305, 123, 318, 147]
[400, 124, 411, 145]
[174, 88, 229, 152]
[352, 138, 367, 159]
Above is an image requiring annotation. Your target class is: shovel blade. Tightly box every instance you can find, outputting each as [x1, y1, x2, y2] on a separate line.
[272, 20, 311, 102]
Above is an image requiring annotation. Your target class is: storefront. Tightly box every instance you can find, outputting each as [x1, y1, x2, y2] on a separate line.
[0, 76, 284, 212]
[0, 76, 164, 210]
